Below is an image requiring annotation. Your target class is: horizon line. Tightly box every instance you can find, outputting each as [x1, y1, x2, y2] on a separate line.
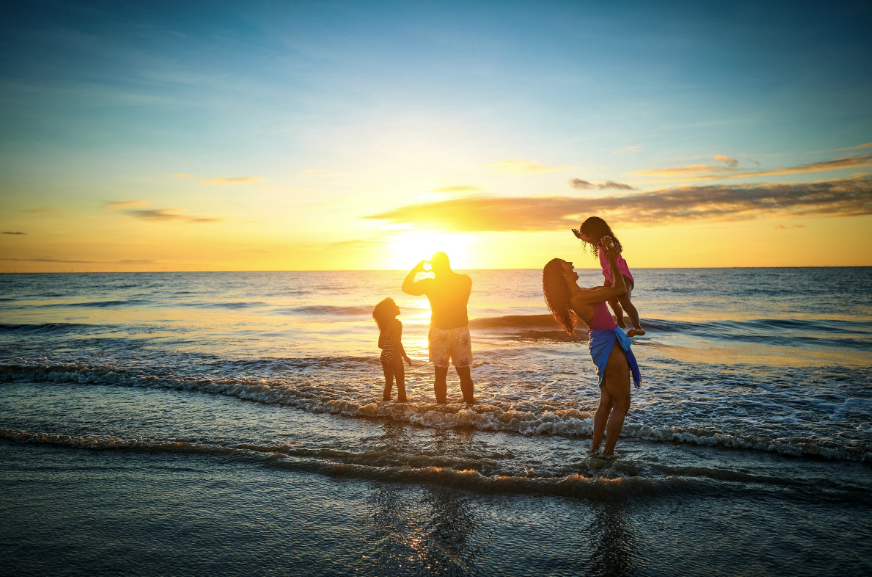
[1, 265, 870, 274]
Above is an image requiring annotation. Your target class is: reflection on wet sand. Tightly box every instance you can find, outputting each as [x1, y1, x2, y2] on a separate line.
[584, 503, 641, 576]
[357, 423, 483, 575]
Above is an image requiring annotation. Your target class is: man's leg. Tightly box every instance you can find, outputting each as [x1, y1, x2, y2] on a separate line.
[455, 367, 474, 404]
[434, 366, 449, 403]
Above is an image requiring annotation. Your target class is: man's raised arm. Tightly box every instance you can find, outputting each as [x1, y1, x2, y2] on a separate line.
[402, 260, 428, 296]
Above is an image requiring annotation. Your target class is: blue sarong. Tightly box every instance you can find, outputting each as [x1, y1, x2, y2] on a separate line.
[589, 328, 641, 389]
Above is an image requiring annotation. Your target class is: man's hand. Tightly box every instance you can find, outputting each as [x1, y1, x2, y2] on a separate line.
[403, 260, 429, 296]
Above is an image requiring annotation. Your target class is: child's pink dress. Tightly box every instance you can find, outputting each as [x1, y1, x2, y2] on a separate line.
[598, 245, 634, 285]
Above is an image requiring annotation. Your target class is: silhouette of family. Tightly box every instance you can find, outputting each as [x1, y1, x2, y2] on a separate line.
[373, 216, 643, 456]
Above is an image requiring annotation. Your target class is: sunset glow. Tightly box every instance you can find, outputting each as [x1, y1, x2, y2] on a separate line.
[0, 2, 870, 272]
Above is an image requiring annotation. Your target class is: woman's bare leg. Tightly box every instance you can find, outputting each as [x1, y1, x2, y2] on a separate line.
[603, 343, 632, 456]
[381, 363, 394, 401]
[391, 357, 407, 402]
[591, 386, 613, 453]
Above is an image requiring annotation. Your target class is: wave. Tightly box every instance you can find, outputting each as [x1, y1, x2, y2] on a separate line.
[469, 314, 567, 330]
[280, 305, 375, 316]
[0, 322, 92, 334]
[0, 428, 758, 501]
[471, 314, 871, 337]
[26, 299, 150, 308]
[194, 301, 269, 310]
[2, 363, 869, 463]
[5, 428, 867, 503]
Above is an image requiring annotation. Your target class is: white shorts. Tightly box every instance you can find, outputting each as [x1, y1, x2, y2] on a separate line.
[428, 326, 473, 368]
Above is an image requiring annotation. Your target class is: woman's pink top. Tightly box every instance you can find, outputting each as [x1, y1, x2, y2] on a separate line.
[598, 246, 634, 284]
[588, 301, 618, 331]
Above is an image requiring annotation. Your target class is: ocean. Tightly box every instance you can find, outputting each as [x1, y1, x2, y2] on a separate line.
[1, 268, 870, 576]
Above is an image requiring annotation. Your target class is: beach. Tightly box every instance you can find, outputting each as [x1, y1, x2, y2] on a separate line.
[2, 268, 871, 575]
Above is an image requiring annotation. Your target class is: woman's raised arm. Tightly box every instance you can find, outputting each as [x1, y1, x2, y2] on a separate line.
[569, 245, 627, 308]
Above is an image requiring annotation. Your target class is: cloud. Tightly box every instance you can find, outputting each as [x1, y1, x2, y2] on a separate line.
[601, 180, 636, 190]
[325, 237, 387, 249]
[837, 142, 872, 151]
[569, 179, 636, 191]
[125, 209, 221, 223]
[0, 257, 156, 264]
[613, 145, 643, 155]
[714, 155, 739, 167]
[773, 224, 807, 230]
[203, 176, 265, 186]
[431, 185, 483, 193]
[633, 163, 733, 178]
[634, 154, 872, 181]
[569, 179, 595, 189]
[299, 169, 335, 178]
[105, 200, 148, 210]
[365, 176, 872, 231]
[3, 231, 26, 235]
[487, 158, 573, 175]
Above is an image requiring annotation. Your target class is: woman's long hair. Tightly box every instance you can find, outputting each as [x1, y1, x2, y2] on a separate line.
[543, 259, 577, 335]
[372, 297, 396, 332]
[579, 216, 622, 258]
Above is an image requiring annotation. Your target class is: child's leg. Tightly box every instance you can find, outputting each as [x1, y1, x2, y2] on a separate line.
[604, 278, 626, 328]
[381, 362, 394, 401]
[618, 276, 645, 336]
[391, 357, 407, 402]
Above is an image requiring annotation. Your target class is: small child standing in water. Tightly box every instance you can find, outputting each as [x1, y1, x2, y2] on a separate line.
[573, 216, 645, 337]
[373, 297, 412, 402]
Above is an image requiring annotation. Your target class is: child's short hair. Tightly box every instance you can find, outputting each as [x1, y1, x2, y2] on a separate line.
[372, 297, 396, 332]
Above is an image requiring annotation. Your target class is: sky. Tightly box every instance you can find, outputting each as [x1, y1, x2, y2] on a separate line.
[1, 0, 870, 272]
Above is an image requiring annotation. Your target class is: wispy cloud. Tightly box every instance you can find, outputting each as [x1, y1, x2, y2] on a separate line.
[487, 158, 573, 175]
[299, 169, 335, 178]
[2, 231, 26, 235]
[105, 200, 148, 210]
[365, 176, 872, 231]
[431, 185, 483, 193]
[836, 142, 872, 151]
[633, 154, 872, 181]
[324, 237, 388, 249]
[613, 145, 643, 155]
[203, 176, 265, 186]
[0, 257, 157, 264]
[125, 209, 221, 224]
[714, 155, 739, 167]
[569, 179, 636, 191]
[105, 200, 221, 224]
[773, 224, 807, 230]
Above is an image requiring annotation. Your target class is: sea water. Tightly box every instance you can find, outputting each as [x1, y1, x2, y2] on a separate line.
[1, 269, 871, 575]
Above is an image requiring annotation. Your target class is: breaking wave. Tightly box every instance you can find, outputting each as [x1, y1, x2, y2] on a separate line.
[2, 363, 869, 463]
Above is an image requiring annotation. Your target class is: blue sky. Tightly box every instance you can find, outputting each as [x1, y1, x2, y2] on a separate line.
[1, 0, 870, 270]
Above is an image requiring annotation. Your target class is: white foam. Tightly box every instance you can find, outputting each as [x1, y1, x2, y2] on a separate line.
[3, 363, 871, 463]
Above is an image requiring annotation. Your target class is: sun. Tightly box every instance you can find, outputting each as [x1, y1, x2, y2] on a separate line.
[388, 231, 476, 269]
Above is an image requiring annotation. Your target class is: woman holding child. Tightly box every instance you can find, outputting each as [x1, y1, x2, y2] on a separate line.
[542, 237, 642, 457]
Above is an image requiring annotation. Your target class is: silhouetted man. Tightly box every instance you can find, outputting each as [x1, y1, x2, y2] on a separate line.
[402, 252, 474, 404]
